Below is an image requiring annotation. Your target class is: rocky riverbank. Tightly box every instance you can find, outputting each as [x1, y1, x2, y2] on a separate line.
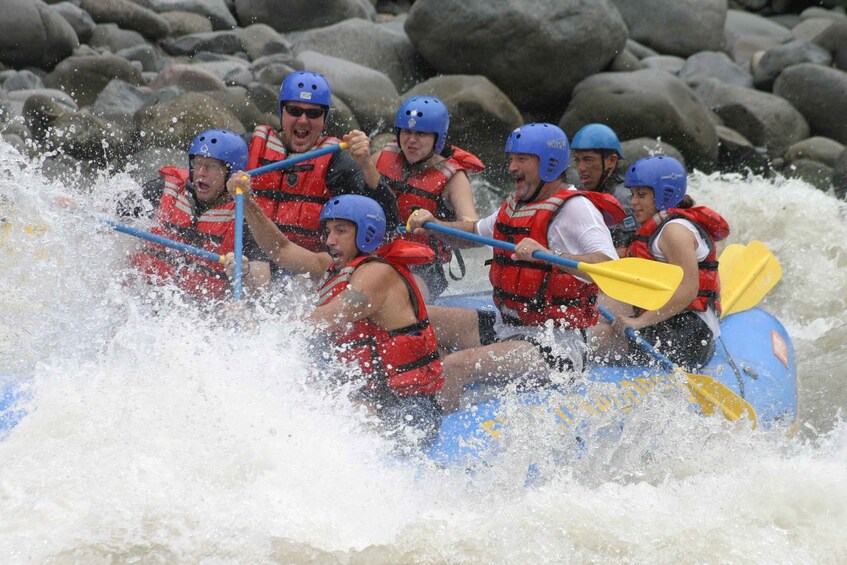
[1, 0, 845, 197]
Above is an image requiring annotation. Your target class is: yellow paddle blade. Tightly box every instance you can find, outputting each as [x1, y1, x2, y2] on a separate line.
[720, 240, 782, 318]
[684, 372, 757, 428]
[580, 257, 683, 311]
[717, 243, 746, 280]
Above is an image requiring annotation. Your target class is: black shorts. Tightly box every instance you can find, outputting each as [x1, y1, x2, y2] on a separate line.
[410, 260, 448, 300]
[627, 311, 715, 370]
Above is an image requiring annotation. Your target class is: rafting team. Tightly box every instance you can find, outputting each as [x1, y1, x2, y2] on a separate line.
[129, 70, 729, 447]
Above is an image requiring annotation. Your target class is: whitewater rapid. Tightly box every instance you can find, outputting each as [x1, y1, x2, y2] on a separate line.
[1, 141, 846, 562]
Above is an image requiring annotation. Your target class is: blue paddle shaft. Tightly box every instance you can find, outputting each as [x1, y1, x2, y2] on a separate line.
[233, 191, 244, 301]
[247, 142, 346, 176]
[419, 221, 581, 271]
[104, 218, 223, 264]
[598, 306, 675, 371]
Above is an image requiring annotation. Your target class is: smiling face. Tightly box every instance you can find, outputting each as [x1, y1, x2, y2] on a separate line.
[629, 186, 657, 224]
[280, 101, 327, 153]
[322, 219, 360, 267]
[191, 156, 228, 203]
[507, 152, 542, 201]
[398, 129, 437, 164]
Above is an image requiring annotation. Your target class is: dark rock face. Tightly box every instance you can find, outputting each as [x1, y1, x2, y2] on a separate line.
[773, 64, 847, 145]
[0, 0, 79, 69]
[405, 0, 627, 111]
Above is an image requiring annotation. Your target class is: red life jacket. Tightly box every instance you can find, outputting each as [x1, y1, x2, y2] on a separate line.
[377, 141, 485, 264]
[316, 240, 443, 397]
[626, 206, 729, 313]
[246, 125, 341, 252]
[131, 166, 235, 300]
[489, 188, 626, 328]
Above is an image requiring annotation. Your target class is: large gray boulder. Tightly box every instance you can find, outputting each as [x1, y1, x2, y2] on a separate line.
[158, 11, 213, 37]
[832, 148, 847, 199]
[725, 10, 792, 68]
[0, 0, 79, 69]
[679, 51, 753, 89]
[403, 74, 523, 183]
[773, 63, 847, 145]
[45, 54, 144, 106]
[89, 23, 149, 53]
[292, 18, 431, 92]
[148, 64, 228, 92]
[784, 136, 845, 168]
[812, 20, 847, 72]
[134, 91, 245, 148]
[78, 0, 170, 41]
[143, 0, 237, 31]
[234, 0, 375, 33]
[294, 50, 398, 133]
[559, 69, 718, 169]
[610, 0, 727, 57]
[52, 1, 97, 44]
[695, 78, 809, 157]
[619, 138, 686, 172]
[405, 0, 627, 112]
[752, 39, 832, 91]
[161, 31, 246, 57]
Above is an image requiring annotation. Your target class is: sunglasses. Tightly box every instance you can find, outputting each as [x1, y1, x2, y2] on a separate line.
[283, 105, 326, 119]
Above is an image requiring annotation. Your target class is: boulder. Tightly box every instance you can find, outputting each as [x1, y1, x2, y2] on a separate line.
[724, 9, 792, 68]
[405, 0, 627, 112]
[832, 148, 847, 199]
[134, 91, 245, 148]
[2, 71, 46, 92]
[89, 23, 149, 53]
[812, 20, 847, 71]
[559, 69, 718, 169]
[148, 64, 228, 92]
[619, 138, 686, 172]
[0, 0, 79, 69]
[91, 79, 160, 130]
[610, 0, 727, 57]
[238, 24, 292, 61]
[144, 0, 237, 31]
[52, 1, 97, 44]
[162, 31, 246, 57]
[715, 124, 770, 174]
[695, 78, 809, 157]
[641, 56, 686, 75]
[783, 158, 834, 192]
[234, 0, 375, 33]
[78, 0, 169, 40]
[773, 64, 847, 145]
[784, 136, 845, 168]
[159, 11, 213, 37]
[752, 39, 832, 91]
[679, 51, 753, 89]
[292, 18, 432, 92]
[403, 74, 523, 184]
[45, 54, 144, 106]
[791, 18, 834, 42]
[608, 50, 643, 73]
[294, 50, 398, 133]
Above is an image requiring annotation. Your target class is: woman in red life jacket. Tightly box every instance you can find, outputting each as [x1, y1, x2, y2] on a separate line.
[223, 172, 443, 448]
[131, 130, 271, 301]
[607, 156, 729, 369]
[345, 96, 484, 300]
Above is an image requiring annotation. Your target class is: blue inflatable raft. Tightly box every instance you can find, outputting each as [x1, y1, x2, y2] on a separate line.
[426, 291, 798, 467]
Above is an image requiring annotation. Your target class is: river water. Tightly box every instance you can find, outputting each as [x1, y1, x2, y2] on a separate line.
[1, 140, 846, 563]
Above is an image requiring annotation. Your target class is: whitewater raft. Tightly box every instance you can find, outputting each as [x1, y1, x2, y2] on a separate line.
[0, 294, 798, 465]
[426, 292, 798, 466]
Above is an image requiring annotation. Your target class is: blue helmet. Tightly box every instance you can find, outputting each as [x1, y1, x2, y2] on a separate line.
[279, 71, 332, 120]
[319, 194, 386, 254]
[504, 123, 570, 182]
[624, 156, 687, 211]
[188, 129, 248, 177]
[571, 123, 624, 158]
[394, 96, 450, 154]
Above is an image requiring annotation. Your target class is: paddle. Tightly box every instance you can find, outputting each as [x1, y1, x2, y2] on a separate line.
[246, 141, 348, 176]
[407, 221, 683, 310]
[719, 240, 782, 318]
[232, 188, 244, 301]
[598, 306, 757, 426]
[102, 218, 224, 264]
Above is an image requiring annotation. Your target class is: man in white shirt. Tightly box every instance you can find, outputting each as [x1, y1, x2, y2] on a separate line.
[407, 123, 624, 412]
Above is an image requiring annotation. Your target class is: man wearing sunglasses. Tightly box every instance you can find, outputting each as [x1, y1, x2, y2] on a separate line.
[244, 70, 399, 261]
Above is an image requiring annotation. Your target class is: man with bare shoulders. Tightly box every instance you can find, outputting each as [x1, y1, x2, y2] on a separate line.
[226, 172, 443, 447]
